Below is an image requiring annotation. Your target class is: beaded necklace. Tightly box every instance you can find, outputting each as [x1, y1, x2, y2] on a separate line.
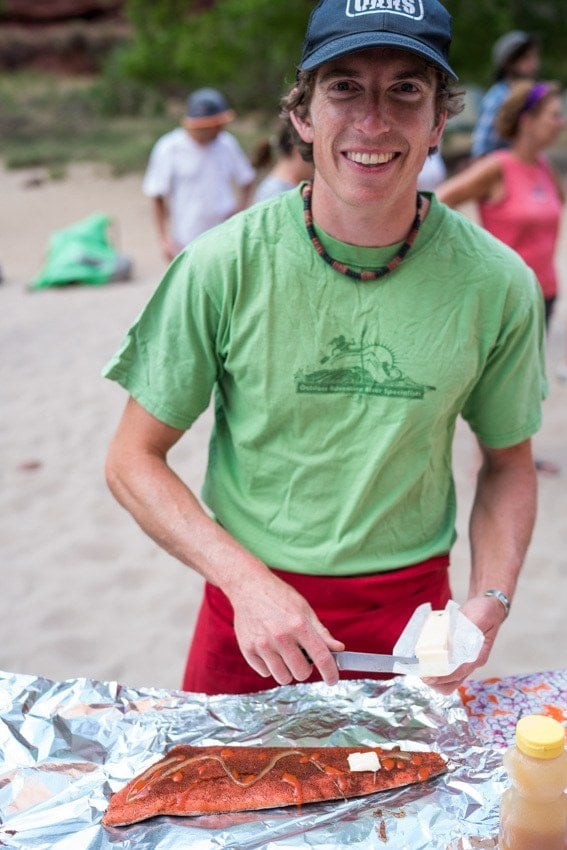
[301, 180, 423, 281]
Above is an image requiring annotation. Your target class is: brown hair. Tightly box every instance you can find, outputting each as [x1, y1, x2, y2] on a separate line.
[496, 80, 562, 141]
[280, 63, 464, 163]
[251, 121, 297, 169]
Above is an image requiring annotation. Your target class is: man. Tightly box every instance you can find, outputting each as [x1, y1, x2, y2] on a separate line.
[471, 30, 540, 159]
[104, 0, 545, 696]
[143, 87, 256, 261]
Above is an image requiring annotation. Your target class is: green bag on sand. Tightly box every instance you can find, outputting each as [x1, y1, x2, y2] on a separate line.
[31, 213, 132, 289]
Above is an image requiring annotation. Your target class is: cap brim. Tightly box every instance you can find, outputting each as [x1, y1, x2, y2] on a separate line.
[300, 33, 458, 80]
[183, 109, 236, 129]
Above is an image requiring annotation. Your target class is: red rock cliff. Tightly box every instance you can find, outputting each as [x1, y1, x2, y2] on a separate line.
[0, 1, 128, 72]
[1, 1, 125, 22]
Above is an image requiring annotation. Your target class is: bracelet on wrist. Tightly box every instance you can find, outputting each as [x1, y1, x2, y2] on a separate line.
[483, 589, 511, 619]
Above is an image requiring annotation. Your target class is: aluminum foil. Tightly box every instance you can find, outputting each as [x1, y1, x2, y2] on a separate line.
[0, 669, 503, 849]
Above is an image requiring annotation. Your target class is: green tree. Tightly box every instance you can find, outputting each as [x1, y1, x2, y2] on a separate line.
[112, 0, 195, 89]
[173, 0, 312, 108]
[110, 0, 567, 114]
[115, 0, 312, 109]
[446, 0, 567, 84]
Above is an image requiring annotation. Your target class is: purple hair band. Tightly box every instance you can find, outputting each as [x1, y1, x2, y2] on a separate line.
[520, 82, 551, 115]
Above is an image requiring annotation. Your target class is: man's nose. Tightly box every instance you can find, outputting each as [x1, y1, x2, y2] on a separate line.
[353, 96, 392, 134]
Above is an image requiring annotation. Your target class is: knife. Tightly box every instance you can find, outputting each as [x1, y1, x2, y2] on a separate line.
[332, 651, 418, 673]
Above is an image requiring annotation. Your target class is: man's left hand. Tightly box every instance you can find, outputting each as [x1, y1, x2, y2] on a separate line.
[421, 594, 507, 694]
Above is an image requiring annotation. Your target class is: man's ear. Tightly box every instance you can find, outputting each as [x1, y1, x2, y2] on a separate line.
[289, 109, 314, 144]
[430, 110, 447, 150]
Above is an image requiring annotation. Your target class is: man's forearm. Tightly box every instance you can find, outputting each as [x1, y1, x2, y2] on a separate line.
[104, 393, 269, 598]
[427, 439, 536, 694]
[106, 442, 268, 599]
[467, 440, 537, 603]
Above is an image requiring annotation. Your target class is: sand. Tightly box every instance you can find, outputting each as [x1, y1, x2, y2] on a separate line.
[1, 162, 566, 692]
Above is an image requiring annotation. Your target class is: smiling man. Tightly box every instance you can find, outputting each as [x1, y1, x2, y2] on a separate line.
[103, 0, 546, 696]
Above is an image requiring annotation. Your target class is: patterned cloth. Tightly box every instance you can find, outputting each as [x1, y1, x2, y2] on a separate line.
[459, 669, 567, 748]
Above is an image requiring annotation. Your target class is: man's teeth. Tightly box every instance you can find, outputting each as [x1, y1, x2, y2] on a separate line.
[347, 151, 396, 165]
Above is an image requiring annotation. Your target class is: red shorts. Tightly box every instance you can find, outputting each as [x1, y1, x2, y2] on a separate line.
[182, 556, 451, 695]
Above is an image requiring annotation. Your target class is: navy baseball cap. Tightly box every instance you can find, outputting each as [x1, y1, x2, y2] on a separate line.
[185, 88, 236, 128]
[299, 0, 457, 80]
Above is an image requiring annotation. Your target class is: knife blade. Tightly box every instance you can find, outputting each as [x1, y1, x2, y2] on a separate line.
[332, 651, 418, 673]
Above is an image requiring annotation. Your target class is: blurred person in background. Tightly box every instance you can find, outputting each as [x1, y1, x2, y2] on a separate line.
[438, 80, 565, 473]
[252, 121, 314, 203]
[417, 149, 448, 192]
[143, 87, 256, 261]
[471, 30, 540, 159]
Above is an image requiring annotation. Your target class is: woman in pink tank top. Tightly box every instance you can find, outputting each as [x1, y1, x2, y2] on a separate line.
[438, 80, 565, 325]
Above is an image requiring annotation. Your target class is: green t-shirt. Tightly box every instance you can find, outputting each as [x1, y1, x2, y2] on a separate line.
[103, 189, 546, 575]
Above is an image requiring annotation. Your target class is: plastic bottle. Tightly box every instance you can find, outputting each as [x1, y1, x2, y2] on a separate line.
[499, 714, 567, 850]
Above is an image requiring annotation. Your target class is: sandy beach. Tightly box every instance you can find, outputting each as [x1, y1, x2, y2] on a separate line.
[1, 161, 566, 693]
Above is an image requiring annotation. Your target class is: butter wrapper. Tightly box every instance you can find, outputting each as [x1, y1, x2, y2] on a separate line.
[392, 600, 484, 676]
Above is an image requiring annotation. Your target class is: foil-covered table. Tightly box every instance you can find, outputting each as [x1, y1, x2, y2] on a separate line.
[0, 669, 565, 849]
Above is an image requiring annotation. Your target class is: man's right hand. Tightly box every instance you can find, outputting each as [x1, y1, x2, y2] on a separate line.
[229, 571, 345, 687]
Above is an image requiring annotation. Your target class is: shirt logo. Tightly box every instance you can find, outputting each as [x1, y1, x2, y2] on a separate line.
[295, 332, 435, 399]
[346, 0, 424, 20]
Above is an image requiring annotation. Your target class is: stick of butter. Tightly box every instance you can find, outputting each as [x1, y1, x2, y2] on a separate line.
[347, 751, 381, 772]
[415, 609, 452, 676]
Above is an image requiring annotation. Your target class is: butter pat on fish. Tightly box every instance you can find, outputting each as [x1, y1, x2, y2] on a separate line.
[415, 609, 452, 676]
[347, 751, 381, 772]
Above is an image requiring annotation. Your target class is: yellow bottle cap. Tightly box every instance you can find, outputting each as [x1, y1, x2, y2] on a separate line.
[516, 714, 566, 759]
